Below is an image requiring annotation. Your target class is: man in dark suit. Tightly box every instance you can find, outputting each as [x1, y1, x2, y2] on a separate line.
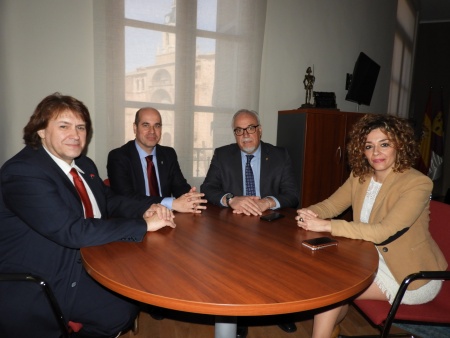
[107, 107, 207, 213]
[201, 109, 298, 214]
[0, 93, 175, 338]
[200, 109, 299, 336]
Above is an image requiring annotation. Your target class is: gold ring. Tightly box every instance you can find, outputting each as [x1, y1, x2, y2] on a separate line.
[299, 217, 304, 222]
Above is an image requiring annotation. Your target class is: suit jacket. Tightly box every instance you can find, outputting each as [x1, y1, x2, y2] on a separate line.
[308, 168, 448, 289]
[0, 145, 151, 316]
[107, 141, 191, 201]
[200, 142, 299, 208]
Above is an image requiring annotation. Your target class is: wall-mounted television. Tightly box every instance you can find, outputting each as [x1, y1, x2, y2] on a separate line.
[345, 52, 380, 106]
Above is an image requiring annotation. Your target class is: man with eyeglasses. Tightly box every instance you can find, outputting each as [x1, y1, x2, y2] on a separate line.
[201, 109, 298, 216]
[201, 109, 299, 336]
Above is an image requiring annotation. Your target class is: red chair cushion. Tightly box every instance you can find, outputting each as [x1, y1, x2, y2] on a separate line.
[354, 279, 450, 325]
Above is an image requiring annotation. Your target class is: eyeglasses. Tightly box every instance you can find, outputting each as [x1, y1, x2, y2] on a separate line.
[233, 125, 260, 136]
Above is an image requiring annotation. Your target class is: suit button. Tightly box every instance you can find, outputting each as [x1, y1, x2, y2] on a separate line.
[382, 247, 388, 252]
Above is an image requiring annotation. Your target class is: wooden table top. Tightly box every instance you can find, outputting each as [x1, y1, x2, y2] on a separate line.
[81, 204, 377, 317]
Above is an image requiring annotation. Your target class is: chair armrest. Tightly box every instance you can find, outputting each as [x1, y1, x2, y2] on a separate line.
[382, 270, 450, 337]
[0, 273, 69, 337]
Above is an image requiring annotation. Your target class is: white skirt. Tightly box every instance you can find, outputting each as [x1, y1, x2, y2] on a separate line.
[375, 252, 443, 305]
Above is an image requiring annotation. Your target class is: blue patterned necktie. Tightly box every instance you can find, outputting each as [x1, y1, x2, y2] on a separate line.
[245, 155, 256, 196]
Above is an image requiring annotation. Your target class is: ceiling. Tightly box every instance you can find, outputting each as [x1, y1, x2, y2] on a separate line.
[418, 0, 450, 23]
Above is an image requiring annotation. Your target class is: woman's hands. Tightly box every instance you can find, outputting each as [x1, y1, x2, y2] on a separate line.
[296, 208, 331, 232]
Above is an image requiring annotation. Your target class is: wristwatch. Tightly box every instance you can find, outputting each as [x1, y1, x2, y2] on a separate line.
[225, 193, 234, 207]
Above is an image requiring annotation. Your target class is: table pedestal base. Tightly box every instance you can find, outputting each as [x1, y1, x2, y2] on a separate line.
[215, 316, 237, 338]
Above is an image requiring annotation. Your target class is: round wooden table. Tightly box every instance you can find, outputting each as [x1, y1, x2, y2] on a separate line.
[81, 204, 378, 338]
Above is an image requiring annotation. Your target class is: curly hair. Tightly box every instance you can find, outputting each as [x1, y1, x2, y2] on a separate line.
[347, 114, 419, 182]
[23, 92, 92, 149]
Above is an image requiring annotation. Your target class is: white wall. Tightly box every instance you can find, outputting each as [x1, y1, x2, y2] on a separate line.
[0, 0, 398, 178]
[260, 0, 397, 144]
[0, 0, 95, 164]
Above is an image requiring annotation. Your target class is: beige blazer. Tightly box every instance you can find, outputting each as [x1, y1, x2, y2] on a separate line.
[309, 168, 447, 289]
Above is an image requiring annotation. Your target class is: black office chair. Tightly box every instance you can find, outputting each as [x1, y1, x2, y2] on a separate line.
[0, 273, 70, 338]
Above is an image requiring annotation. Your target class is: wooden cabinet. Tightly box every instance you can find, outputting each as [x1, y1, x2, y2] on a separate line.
[277, 108, 362, 208]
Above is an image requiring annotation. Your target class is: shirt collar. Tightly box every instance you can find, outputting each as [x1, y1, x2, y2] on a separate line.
[42, 145, 85, 175]
[135, 140, 156, 160]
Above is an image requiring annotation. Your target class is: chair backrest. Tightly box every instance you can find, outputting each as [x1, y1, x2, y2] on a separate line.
[429, 200, 450, 264]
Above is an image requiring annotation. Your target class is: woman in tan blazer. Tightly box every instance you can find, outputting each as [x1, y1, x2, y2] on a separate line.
[296, 114, 447, 338]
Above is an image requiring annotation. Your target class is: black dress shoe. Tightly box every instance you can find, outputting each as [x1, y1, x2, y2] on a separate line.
[236, 326, 248, 338]
[278, 322, 297, 333]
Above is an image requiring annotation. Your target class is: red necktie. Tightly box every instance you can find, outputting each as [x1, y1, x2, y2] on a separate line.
[70, 168, 94, 218]
[146, 155, 160, 196]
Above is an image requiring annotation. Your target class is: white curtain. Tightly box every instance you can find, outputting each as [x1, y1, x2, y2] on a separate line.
[94, 0, 267, 187]
[387, 0, 417, 118]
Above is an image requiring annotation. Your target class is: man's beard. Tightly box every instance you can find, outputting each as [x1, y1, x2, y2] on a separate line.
[241, 138, 256, 154]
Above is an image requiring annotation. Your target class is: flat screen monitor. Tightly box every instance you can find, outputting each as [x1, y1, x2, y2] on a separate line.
[345, 52, 380, 106]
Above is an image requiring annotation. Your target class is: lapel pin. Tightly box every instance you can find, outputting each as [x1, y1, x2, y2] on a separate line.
[90, 174, 95, 179]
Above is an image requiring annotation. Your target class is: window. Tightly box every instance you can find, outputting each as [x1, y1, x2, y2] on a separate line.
[387, 0, 417, 117]
[99, 0, 266, 187]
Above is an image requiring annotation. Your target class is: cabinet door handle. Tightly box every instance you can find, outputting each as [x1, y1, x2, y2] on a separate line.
[336, 146, 342, 163]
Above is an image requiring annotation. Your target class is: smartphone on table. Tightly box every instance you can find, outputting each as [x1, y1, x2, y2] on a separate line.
[260, 212, 285, 222]
[302, 237, 338, 250]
